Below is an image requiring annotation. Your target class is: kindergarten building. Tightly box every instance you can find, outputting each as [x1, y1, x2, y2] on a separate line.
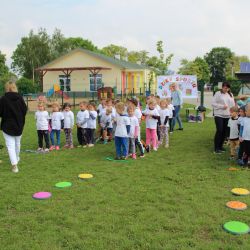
[37, 48, 155, 96]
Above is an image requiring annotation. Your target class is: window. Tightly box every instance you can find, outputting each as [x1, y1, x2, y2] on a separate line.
[59, 75, 71, 92]
[90, 74, 102, 92]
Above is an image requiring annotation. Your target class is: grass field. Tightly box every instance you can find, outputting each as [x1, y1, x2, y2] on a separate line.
[0, 110, 250, 250]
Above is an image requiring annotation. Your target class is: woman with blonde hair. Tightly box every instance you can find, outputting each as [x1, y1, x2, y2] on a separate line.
[0, 81, 27, 173]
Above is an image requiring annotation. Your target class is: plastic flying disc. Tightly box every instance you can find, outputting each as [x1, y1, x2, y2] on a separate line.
[33, 192, 52, 200]
[78, 173, 93, 179]
[231, 188, 250, 196]
[226, 201, 247, 211]
[223, 221, 250, 235]
[228, 167, 240, 171]
[55, 182, 72, 188]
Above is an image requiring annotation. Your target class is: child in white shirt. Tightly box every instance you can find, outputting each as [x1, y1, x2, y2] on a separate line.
[87, 103, 97, 147]
[49, 102, 64, 151]
[100, 107, 113, 144]
[127, 105, 139, 159]
[228, 107, 239, 159]
[143, 99, 160, 152]
[76, 101, 89, 148]
[62, 103, 74, 149]
[159, 99, 170, 148]
[35, 102, 50, 152]
[114, 102, 130, 160]
[167, 98, 175, 133]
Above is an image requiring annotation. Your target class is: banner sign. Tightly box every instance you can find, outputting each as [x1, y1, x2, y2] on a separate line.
[157, 75, 198, 99]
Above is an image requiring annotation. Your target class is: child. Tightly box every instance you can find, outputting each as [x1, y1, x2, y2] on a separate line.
[127, 105, 139, 159]
[76, 101, 89, 148]
[238, 105, 246, 165]
[167, 98, 175, 133]
[100, 107, 113, 144]
[227, 106, 239, 160]
[114, 102, 130, 160]
[159, 99, 170, 148]
[35, 102, 50, 152]
[87, 103, 97, 147]
[143, 99, 160, 152]
[239, 103, 250, 166]
[49, 102, 64, 151]
[97, 98, 106, 124]
[62, 103, 74, 149]
[129, 98, 144, 157]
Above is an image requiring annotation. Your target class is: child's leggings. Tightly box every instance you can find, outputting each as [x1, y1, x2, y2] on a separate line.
[129, 138, 136, 154]
[159, 126, 169, 146]
[64, 128, 73, 146]
[146, 128, 157, 148]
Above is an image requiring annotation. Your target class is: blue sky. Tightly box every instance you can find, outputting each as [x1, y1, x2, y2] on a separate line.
[1, 0, 250, 70]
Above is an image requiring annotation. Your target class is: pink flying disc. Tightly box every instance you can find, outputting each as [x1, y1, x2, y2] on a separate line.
[32, 192, 52, 200]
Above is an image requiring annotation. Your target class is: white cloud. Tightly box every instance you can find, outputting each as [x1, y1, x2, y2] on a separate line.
[0, 0, 250, 70]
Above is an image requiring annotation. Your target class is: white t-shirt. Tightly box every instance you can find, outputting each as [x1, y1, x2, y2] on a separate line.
[35, 111, 49, 130]
[97, 104, 105, 116]
[87, 111, 97, 129]
[50, 112, 64, 130]
[101, 107, 116, 118]
[63, 111, 74, 129]
[144, 108, 160, 129]
[100, 113, 112, 128]
[76, 110, 89, 129]
[159, 108, 170, 127]
[167, 104, 175, 118]
[241, 117, 250, 140]
[228, 118, 239, 139]
[134, 108, 142, 122]
[129, 116, 139, 138]
[115, 114, 130, 137]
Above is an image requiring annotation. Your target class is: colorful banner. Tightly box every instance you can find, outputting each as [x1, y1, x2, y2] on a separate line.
[157, 75, 198, 99]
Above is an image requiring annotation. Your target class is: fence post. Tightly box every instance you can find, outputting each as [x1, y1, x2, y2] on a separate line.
[61, 90, 64, 106]
[73, 92, 76, 108]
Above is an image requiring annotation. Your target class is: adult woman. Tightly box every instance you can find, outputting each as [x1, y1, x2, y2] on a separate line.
[212, 82, 235, 154]
[170, 83, 183, 131]
[0, 81, 27, 173]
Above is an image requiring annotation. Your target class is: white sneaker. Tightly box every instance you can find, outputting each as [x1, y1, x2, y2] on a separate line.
[37, 148, 43, 152]
[88, 144, 94, 147]
[83, 145, 87, 148]
[44, 148, 49, 153]
[12, 165, 19, 173]
[153, 147, 158, 151]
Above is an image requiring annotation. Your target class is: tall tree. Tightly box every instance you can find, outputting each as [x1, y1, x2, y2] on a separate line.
[178, 57, 210, 82]
[128, 50, 149, 64]
[65, 37, 98, 52]
[204, 47, 233, 85]
[101, 44, 128, 60]
[0, 51, 9, 77]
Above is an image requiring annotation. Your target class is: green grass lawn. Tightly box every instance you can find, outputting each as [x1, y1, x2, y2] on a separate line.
[0, 110, 250, 250]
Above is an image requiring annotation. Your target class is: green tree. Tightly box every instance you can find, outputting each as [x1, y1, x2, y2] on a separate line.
[101, 44, 128, 60]
[204, 47, 233, 85]
[0, 51, 9, 77]
[65, 37, 98, 52]
[16, 77, 39, 94]
[128, 50, 149, 64]
[178, 57, 210, 82]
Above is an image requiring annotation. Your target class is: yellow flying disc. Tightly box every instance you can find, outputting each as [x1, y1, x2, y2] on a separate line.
[231, 188, 250, 196]
[228, 167, 240, 171]
[78, 173, 93, 179]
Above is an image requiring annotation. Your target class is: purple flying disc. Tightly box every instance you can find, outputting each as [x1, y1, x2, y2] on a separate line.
[32, 192, 52, 200]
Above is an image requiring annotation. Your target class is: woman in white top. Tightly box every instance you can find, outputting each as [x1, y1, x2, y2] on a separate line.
[212, 82, 235, 153]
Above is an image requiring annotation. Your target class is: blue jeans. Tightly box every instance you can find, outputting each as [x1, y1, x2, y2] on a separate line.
[50, 130, 61, 146]
[115, 136, 128, 157]
[172, 105, 183, 129]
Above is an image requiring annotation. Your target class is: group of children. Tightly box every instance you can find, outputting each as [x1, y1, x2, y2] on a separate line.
[227, 102, 250, 166]
[35, 95, 175, 160]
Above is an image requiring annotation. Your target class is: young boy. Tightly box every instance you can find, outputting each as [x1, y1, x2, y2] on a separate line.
[228, 107, 239, 160]
[76, 101, 89, 148]
[100, 107, 113, 144]
[114, 102, 130, 160]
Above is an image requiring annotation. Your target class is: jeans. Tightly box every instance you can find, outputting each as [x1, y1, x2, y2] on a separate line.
[214, 116, 229, 151]
[115, 136, 128, 157]
[37, 130, 50, 148]
[50, 130, 61, 146]
[3, 132, 21, 166]
[172, 105, 183, 129]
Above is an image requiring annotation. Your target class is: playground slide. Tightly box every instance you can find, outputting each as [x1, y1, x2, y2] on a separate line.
[55, 90, 69, 100]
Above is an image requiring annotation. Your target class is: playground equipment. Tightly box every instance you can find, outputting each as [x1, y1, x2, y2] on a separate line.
[47, 84, 69, 99]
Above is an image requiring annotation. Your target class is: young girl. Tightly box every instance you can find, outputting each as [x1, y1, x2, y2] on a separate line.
[238, 105, 246, 165]
[114, 102, 130, 160]
[100, 107, 112, 144]
[49, 102, 64, 151]
[127, 105, 139, 159]
[76, 101, 89, 148]
[159, 99, 170, 148]
[167, 98, 175, 133]
[35, 102, 50, 152]
[143, 99, 160, 152]
[62, 103, 74, 149]
[87, 103, 97, 147]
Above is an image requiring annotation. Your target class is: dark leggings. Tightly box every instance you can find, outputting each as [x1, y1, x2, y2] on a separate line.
[214, 116, 229, 151]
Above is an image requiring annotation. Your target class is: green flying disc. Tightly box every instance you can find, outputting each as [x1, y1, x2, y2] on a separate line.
[55, 182, 72, 188]
[223, 221, 250, 235]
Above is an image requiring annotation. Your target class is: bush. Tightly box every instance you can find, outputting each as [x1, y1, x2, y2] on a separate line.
[16, 77, 40, 95]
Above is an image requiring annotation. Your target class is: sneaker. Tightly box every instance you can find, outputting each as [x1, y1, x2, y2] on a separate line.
[88, 144, 94, 147]
[55, 146, 60, 150]
[69, 145, 74, 149]
[214, 150, 222, 154]
[132, 153, 136, 160]
[153, 147, 158, 151]
[49, 146, 55, 151]
[83, 145, 87, 148]
[121, 156, 128, 160]
[140, 154, 145, 158]
[44, 148, 49, 153]
[165, 144, 169, 148]
[115, 157, 121, 160]
[63, 144, 69, 149]
[37, 148, 43, 152]
[103, 140, 108, 145]
[145, 145, 150, 153]
[12, 165, 19, 173]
